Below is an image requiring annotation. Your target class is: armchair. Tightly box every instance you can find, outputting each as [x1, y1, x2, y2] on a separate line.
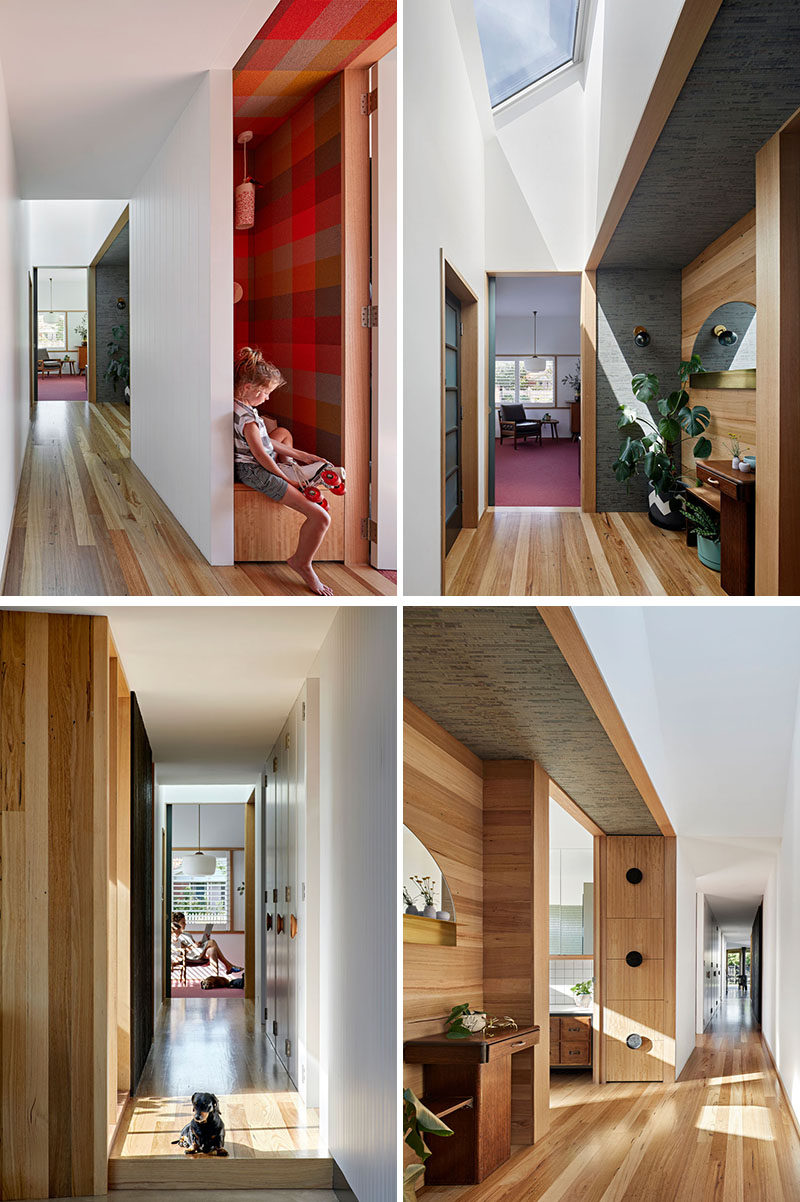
[499, 403, 542, 450]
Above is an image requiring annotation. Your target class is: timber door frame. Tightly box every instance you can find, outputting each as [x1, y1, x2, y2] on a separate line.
[440, 254, 479, 593]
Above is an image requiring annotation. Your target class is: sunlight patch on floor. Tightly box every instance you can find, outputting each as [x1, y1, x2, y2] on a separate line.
[696, 1104, 774, 1140]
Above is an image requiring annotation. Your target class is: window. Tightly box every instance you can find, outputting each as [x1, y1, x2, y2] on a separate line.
[474, 0, 581, 108]
[173, 850, 231, 931]
[38, 310, 67, 349]
[496, 355, 555, 408]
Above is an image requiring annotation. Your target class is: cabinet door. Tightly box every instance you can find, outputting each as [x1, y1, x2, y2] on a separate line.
[276, 727, 290, 1072]
[264, 756, 278, 1052]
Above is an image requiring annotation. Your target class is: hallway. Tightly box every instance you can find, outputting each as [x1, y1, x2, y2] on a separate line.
[110, 1000, 330, 1188]
[2, 402, 392, 596]
[420, 994, 800, 1201]
[445, 509, 726, 596]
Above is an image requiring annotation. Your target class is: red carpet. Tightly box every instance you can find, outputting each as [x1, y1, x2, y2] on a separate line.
[37, 374, 87, 400]
[494, 438, 580, 506]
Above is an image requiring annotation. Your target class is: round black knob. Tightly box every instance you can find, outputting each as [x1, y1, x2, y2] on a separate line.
[626, 867, 643, 884]
[626, 950, 643, 967]
[626, 1033, 643, 1050]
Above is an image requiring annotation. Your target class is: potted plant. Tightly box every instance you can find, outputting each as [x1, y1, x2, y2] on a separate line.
[613, 354, 712, 530]
[76, 315, 88, 346]
[561, 364, 581, 401]
[104, 323, 130, 394]
[445, 1002, 487, 1038]
[403, 1089, 453, 1202]
[682, 498, 721, 572]
[411, 874, 437, 919]
[570, 980, 592, 1009]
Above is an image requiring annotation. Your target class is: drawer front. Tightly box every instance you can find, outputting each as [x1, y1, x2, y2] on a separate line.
[560, 1040, 591, 1065]
[549, 1040, 561, 1064]
[561, 1016, 591, 1040]
[486, 1028, 539, 1059]
[550, 1017, 561, 1044]
[697, 465, 741, 500]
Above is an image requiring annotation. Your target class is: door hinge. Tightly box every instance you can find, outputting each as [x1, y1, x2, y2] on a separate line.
[273, 888, 278, 903]
[361, 304, 378, 328]
[285, 885, 291, 903]
[360, 89, 377, 115]
[460, 321, 464, 336]
[285, 732, 291, 750]
[460, 488, 464, 505]
[285, 1038, 292, 1058]
[272, 1020, 278, 1037]
[302, 701, 306, 721]
[272, 756, 278, 773]
[264, 1006, 268, 1021]
[302, 882, 306, 901]
[361, 517, 378, 541]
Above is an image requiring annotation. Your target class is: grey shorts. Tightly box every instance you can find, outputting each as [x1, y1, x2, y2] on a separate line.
[235, 461, 289, 502]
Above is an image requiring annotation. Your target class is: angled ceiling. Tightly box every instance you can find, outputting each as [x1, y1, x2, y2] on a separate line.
[233, 0, 395, 143]
[602, 0, 800, 268]
[97, 222, 129, 269]
[0, 0, 276, 198]
[403, 607, 660, 835]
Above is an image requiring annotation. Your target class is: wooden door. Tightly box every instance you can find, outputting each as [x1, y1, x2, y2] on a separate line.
[444, 289, 463, 553]
[487, 275, 496, 505]
[130, 693, 154, 1092]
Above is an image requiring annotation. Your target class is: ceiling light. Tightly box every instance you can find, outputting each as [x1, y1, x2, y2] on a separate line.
[181, 807, 216, 876]
[529, 310, 548, 371]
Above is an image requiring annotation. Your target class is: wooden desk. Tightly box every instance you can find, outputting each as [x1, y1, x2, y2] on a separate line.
[689, 460, 755, 595]
[404, 1025, 539, 1184]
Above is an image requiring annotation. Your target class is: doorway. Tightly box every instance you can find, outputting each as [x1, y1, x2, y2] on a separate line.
[440, 257, 479, 589]
[34, 266, 89, 400]
[488, 273, 581, 508]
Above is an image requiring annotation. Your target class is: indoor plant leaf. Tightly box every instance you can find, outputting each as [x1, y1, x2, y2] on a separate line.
[692, 436, 713, 459]
[631, 372, 659, 404]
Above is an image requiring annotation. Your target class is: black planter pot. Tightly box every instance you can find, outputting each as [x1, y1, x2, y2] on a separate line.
[647, 483, 685, 531]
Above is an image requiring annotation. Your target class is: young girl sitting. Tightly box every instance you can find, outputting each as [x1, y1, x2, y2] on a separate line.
[234, 347, 339, 597]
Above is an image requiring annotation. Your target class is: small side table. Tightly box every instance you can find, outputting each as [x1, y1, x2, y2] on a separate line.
[688, 459, 755, 595]
[539, 419, 560, 440]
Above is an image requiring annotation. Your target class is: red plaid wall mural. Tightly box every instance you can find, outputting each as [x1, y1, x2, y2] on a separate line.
[251, 76, 342, 464]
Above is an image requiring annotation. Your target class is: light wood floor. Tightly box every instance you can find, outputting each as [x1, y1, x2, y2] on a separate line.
[109, 1000, 332, 1190]
[2, 401, 394, 597]
[420, 994, 800, 1200]
[445, 508, 727, 596]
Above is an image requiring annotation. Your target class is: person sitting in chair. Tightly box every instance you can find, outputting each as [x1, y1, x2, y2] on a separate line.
[171, 912, 242, 977]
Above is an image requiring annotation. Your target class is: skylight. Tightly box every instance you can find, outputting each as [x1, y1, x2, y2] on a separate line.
[474, 0, 581, 108]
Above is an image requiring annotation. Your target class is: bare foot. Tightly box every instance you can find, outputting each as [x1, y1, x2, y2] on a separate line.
[286, 555, 334, 596]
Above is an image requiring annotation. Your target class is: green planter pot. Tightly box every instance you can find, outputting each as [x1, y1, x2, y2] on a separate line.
[697, 534, 721, 572]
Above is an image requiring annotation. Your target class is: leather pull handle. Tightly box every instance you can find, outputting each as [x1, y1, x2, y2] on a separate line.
[277, 914, 285, 935]
[266, 913, 273, 932]
[290, 914, 298, 939]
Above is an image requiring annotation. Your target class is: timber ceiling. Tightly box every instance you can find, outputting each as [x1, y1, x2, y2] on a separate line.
[602, 0, 800, 269]
[403, 608, 660, 836]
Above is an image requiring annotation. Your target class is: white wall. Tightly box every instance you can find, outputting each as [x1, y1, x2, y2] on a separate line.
[674, 840, 696, 1077]
[36, 268, 87, 311]
[130, 71, 233, 565]
[314, 608, 395, 1200]
[698, 894, 723, 1032]
[27, 199, 127, 265]
[0, 55, 29, 581]
[171, 801, 245, 849]
[404, 0, 486, 595]
[496, 314, 579, 357]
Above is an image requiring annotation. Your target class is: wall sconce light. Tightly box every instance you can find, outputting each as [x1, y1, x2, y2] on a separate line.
[116, 297, 127, 310]
[712, 324, 738, 346]
[633, 326, 650, 347]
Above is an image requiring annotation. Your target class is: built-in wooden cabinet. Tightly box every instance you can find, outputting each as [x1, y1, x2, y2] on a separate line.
[550, 1014, 592, 1067]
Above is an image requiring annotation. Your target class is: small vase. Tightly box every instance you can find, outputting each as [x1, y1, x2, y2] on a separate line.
[405, 904, 420, 916]
[732, 456, 740, 470]
[422, 904, 437, 919]
[577, 994, 591, 1009]
[738, 461, 751, 472]
[436, 910, 451, 922]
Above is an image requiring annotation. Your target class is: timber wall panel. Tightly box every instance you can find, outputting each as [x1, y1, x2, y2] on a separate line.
[0, 612, 108, 1200]
[402, 699, 484, 1099]
[130, 693, 154, 1094]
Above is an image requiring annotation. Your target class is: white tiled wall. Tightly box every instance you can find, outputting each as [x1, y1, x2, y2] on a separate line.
[549, 958, 594, 1006]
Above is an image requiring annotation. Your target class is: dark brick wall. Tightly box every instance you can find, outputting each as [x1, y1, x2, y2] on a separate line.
[95, 226, 129, 404]
[596, 268, 682, 512]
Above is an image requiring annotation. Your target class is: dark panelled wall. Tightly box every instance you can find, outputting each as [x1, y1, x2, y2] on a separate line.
[751, 903, 763, 1025]
[251, 76, 343, 465]
[596, 268, 682, 512]
[130, 692, 154, 1091]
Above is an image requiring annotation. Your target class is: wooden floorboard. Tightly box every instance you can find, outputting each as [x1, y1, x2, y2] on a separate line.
[109, 999, 332, 1191]
[445, 509, 726, 597]
[419, 994, 800, 1200]
[3, 402, 392, 597]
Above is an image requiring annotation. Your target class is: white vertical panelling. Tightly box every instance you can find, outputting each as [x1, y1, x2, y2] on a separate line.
[0, 54, 29, 575]
[129, 71, 233, 565]
[315, 609, 396, 1200]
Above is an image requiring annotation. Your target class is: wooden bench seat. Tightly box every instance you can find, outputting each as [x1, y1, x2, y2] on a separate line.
[234, 482, 344, 562]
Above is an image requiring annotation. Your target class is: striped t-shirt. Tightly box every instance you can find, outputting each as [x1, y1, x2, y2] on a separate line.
[233, 398, 275, 466]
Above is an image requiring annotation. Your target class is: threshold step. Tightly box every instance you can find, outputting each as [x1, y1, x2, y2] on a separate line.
[108, 1155, 334, 1191]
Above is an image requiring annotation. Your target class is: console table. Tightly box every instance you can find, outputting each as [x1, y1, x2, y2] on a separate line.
[404, 1024, 539, 1184]
[687, 460, 755, 595]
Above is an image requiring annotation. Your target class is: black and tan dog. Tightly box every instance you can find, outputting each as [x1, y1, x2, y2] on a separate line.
[172, 1092, 228, 1155]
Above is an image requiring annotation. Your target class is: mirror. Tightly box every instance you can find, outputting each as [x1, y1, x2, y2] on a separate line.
[549, 847, 593, 954]
[403, 825, 457, 946]
[690, 301, 756, 389]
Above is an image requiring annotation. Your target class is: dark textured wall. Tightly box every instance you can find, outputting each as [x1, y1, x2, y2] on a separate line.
[692, 302, 756, 370]
[751, 903, 763, 1025]
[95, 224, 129, 404]
[130, 692, 154, 1092]
[603, 0, 800, 268]
[596, 268, 682, 512]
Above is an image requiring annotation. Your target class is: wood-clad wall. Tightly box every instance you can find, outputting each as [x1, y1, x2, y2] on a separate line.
[681, 209, 756, 474]
[483, 762, 549, 1146]
[130, 693, 154, 1094]
[602, 836, 675, 1084]
[403, 699, 484, 1098]
[0, 612, 108, 1199]
[107, 639, 132, 1129]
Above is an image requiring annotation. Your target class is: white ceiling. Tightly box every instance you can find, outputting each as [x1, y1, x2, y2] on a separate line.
[7, 605, 337, 783]
[0, 0, 277, 198]
[682, 836, 777, 942]
[495, 274, 581, 318]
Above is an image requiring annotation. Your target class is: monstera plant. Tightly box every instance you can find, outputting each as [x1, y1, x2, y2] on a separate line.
[613, 354, 712, 529]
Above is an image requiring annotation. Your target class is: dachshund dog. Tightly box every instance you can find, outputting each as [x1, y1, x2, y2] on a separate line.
[172, 1092, 228, 1155]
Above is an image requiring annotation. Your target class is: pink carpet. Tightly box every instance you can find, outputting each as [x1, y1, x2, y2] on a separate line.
[38, 373, 87, 400]
[494, 438, 580, 506]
